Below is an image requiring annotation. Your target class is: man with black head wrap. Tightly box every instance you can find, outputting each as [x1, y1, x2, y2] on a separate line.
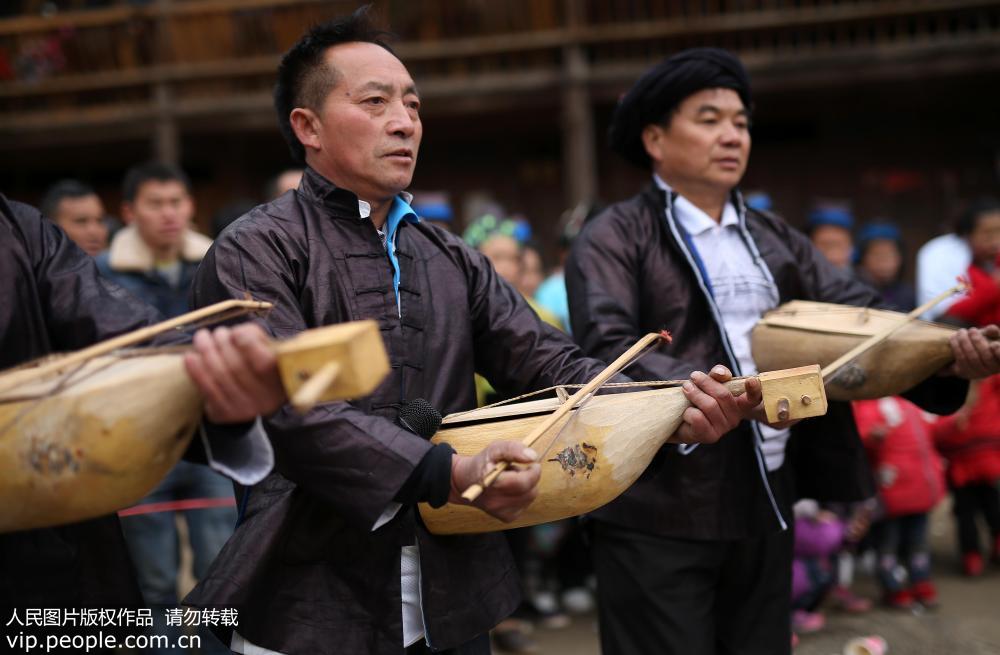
[566, 48, 990, 654]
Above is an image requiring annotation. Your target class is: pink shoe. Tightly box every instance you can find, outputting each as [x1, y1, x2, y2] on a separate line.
[791, 609, 825, 634]
[831, 585, 873, 613]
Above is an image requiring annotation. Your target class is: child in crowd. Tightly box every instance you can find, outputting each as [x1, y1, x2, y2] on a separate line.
[806, 205, 876, 614]
[854, 397, 945, 607]
[791, 500, 845, 638]
[933, 378, 1000, 576]
[933, 197, 1000, 577]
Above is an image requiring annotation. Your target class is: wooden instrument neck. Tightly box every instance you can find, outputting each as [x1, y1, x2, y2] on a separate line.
[754, 365, 828, 423]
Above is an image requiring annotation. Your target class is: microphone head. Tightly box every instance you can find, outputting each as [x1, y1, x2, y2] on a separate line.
[398, 398, 442, 439]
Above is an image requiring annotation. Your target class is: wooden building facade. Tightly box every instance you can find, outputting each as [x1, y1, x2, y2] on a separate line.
[1, 0, 999, 260]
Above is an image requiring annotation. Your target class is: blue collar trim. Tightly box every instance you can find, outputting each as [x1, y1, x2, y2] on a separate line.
[385, 196, 420, 316]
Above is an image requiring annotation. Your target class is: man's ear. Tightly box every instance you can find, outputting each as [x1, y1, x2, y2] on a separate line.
[641, 124, 664, 166]
[290, 108, 322, 154]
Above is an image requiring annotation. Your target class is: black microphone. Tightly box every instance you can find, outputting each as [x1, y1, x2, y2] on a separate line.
[397, 398, 442, 439]
[393, 399, 448, 507]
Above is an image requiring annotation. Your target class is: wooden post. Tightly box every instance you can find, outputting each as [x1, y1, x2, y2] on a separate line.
[153, 0, 180, 164]
[560, 0, 597, 208]
[153, 83, 180, 165]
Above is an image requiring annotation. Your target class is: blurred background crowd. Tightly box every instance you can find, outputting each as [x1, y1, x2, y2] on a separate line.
[2, 1, 999, 654]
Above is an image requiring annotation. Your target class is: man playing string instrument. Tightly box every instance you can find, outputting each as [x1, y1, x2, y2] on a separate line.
[0, 194, 286, 617]
[181, 8, 778, 655]
[565, 47, 1000, 655]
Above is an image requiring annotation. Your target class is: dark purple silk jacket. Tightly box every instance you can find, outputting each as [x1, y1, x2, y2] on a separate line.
[184, 168, 609, 654]
[0, 195, 160, 607]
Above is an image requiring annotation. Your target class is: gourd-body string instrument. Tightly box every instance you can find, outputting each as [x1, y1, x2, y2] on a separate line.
[0, 300, 389, 533]
[752, 284, 970, 401]
[418, 331, 827, 535]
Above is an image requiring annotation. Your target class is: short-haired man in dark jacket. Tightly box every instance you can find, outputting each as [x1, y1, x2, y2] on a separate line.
[565, 48, 1000, 655]
[182, 10, 770, 655]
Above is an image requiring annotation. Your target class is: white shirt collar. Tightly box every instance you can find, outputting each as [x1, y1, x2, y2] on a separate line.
[357, 191, 414, 221]
[653, 174, 739, 236]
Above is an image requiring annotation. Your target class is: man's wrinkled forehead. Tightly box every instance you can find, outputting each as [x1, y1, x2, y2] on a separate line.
[323, 41, 416, 95]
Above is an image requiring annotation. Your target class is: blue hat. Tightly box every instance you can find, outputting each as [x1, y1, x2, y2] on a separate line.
[857, 221, 901, 245]
[511, 218, 533, 243]
[808, 205, 854, 231]
[855, 221, 904, 263]
[745, 192, 772, 212]
[411, 197, 453, 222]
[413, 202, 452, 221]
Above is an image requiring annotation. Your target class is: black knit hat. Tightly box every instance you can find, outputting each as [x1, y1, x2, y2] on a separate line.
[609, 47, 752, 169]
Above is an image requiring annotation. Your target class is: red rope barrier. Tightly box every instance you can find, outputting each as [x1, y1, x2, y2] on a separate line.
[117, 497, 237, 517]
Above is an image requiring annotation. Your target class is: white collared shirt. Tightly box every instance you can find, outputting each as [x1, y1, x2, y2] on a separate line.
[655, 176, 790, 470]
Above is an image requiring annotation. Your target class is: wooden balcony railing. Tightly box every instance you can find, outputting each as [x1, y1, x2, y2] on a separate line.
[1, 0, 998, 139]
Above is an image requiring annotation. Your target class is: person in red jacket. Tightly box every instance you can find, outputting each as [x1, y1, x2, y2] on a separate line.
[945, 198, 1000, 326]
[936, 197, 1000, 576]
[855, 397, 946, 607]
[933, 377, 1000, 576]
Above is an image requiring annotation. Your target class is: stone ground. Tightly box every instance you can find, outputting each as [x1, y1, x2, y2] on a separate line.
[521, 502, 1000, 655]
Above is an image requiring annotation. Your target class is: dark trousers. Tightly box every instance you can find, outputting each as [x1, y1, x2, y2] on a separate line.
[556, 519, 592, 589]
[592, 520, 793, 655]
[953, 482, 1000, 554]
[406, 634, 490, 655]
[869, 513, 931, 592]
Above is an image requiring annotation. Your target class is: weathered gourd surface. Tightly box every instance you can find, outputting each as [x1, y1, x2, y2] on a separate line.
[0, 317, 390, 533]
[420, 387, 689, 534]
[0, 354, 200, 532]
[419, 365, 827, 535]
[752, 301, 956, 400]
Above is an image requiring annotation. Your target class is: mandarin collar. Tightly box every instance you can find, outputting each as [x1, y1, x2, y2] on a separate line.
[299, 167, 366, 219]
[298, 167, 415, 221]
